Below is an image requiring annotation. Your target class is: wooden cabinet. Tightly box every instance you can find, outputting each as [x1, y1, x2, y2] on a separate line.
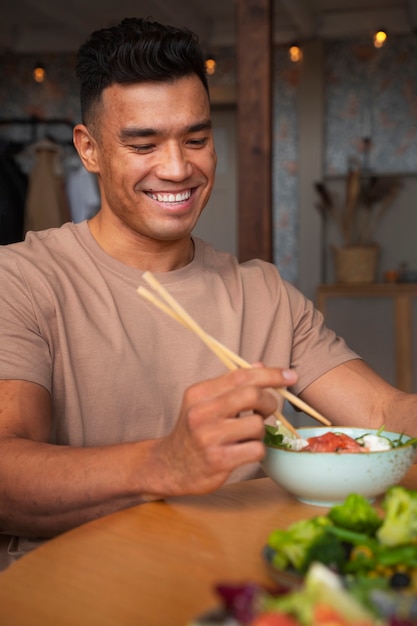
[316, 283, 417, 392]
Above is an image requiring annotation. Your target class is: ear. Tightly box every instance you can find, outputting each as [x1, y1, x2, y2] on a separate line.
[73, 124, 100, 173]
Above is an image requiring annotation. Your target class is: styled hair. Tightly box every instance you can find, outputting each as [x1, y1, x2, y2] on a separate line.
[76, 17, 209, 125]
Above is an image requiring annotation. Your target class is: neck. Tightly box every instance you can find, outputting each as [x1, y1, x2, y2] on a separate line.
[88, 215, 195, 272]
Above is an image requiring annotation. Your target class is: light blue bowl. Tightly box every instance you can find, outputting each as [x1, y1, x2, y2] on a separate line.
[262, 426, 416, 506]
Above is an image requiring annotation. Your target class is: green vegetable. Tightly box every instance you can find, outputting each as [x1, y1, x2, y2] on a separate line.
[264, 563, 376, 624]
[327, 526, 417, 573]
[326, 525, 377, 548]
[264, 424, 285, 447]
[376, 543, 417, 566]
[388, 434, 417, 449]
[302, 530, 346, 573]
[344, 544, 377, 574]
[344, 574, 389, 615]
[267, 486, 417, 602]
[267, 516, 335, 573]
[376, 485, 417, 547]
[328, 493, 383, 534]
[357, 424, 417, 449]
[304, 563, 375, 622]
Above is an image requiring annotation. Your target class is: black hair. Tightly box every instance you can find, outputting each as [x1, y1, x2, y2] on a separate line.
[76, 17, 209, 125]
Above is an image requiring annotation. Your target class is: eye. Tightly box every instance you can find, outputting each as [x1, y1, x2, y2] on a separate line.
[187, 137, 208, 148]
[130, 144, 156, 153]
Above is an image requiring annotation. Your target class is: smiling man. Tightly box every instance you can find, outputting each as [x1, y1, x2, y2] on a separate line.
[75, 74, 216, 270]
[0, 17, 416, 571]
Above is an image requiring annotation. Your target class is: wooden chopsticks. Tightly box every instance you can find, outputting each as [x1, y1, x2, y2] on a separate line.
[137, 271, 331, 437]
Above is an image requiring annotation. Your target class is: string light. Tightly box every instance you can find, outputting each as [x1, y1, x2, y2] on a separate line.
[33, 62, 46, 83]
[373, 29, 387, 48]
[205, 57, 216, 76]
[288, 43, 303, 63]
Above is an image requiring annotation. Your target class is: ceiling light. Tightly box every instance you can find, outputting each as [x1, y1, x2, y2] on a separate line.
[205, 57, 216, 76]
[33, 62, 46, 83]
[288, 43, 303, 63]
[373, 30, 387, 48]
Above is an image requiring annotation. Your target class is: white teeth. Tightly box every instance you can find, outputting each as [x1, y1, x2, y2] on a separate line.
[148, 190, 191, 203]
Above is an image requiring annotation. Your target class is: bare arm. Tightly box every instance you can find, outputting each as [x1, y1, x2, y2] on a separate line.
[0, 379, 158, 537]
[300, 358, 417, 436]
[0, 367, 297, 538]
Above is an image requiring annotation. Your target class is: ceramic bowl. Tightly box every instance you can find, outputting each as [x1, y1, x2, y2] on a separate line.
[262, 426, 416, 506]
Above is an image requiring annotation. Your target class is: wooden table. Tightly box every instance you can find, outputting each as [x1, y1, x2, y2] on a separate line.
[316, 283, 417, 392]
[0, 467, 416, 626]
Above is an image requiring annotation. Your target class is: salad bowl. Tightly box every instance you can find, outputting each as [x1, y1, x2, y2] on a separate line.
[262, 426, 417, 506]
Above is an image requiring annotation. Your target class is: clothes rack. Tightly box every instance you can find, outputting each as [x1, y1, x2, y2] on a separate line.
[0, 116, 75, 145]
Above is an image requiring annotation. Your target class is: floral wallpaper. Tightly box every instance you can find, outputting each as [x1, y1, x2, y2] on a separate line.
[324, 35, 417, 175]
[271, 50, 299, 284]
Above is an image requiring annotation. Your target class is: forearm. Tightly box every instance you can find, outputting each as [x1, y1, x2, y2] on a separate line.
[301, 359, 417, 438]
[382, 388, 417, 437]
[0, 367, 297, 538]
[0, 437, 166, 538]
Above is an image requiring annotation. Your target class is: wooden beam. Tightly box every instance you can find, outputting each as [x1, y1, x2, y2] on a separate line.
[236, 0, 273, 262]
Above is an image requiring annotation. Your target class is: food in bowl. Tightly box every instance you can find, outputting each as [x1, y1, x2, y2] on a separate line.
[264, 422, 416, 453]
[264, 487, 417, 623]
[262, 424, 417, 506]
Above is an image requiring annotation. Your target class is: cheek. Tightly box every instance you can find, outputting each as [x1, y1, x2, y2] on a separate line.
[212, 148, 218, 167]
[96, 146, 117, 179]
[201, 149, 217, 178]
[100, 152, 135, 185]
[207, 155, 217, 185]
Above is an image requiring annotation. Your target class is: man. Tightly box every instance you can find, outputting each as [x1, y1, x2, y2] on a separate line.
[0, 17, 415, 570]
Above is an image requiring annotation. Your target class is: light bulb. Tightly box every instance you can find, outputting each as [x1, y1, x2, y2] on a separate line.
[289, 44, 302, 63]
[373, 30, 387, 48]
[205, 57, 216, 76]
[33, 64, 46, 83]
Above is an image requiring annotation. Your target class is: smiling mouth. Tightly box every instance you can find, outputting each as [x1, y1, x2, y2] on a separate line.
[146, 189, 192, 204]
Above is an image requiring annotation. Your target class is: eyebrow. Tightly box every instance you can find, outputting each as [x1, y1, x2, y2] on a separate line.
[119, 119, 212, 141]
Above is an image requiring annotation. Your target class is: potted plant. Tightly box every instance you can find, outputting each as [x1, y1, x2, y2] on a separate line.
[315, 160, 402, 283]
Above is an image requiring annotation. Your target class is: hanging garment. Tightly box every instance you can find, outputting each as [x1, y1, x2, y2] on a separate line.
[24, 139, 67, 233]
[65, 160, 100, 223]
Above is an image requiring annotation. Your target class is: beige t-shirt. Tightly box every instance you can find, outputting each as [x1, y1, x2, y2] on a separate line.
[0, 222, 359, 566]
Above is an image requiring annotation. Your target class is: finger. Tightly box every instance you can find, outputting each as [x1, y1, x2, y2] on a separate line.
[227, 439, 266, 465]
[198, 412, 266, 447]
[207, 439, 266, 472]
[222, 384, 278, 420]
[187, 384, 278, 432]
[230, 412, 266, 441]
[228, 366, 297, 390]
[186, 366, 297, 409]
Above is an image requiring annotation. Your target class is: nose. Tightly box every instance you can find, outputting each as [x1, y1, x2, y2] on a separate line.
[155, 142, 193, 181]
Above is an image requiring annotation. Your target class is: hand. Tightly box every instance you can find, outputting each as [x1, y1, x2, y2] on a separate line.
[148, 366, 298, 496]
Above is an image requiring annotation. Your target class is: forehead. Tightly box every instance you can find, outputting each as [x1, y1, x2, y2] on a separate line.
[99, 75, 210, 130]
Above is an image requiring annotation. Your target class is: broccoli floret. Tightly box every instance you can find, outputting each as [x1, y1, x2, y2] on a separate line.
[328, 493, 383, 534]
[302, 529, 346, 574]
[267, 516, 334, 572]
[376, 486, 417, 547]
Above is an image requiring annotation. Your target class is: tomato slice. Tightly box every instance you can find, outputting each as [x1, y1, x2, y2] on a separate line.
[313, 603, 350, 625]
[304, 432, 363, 452]
[314, 603, 375, 626]
[249, 612, 300, 626]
